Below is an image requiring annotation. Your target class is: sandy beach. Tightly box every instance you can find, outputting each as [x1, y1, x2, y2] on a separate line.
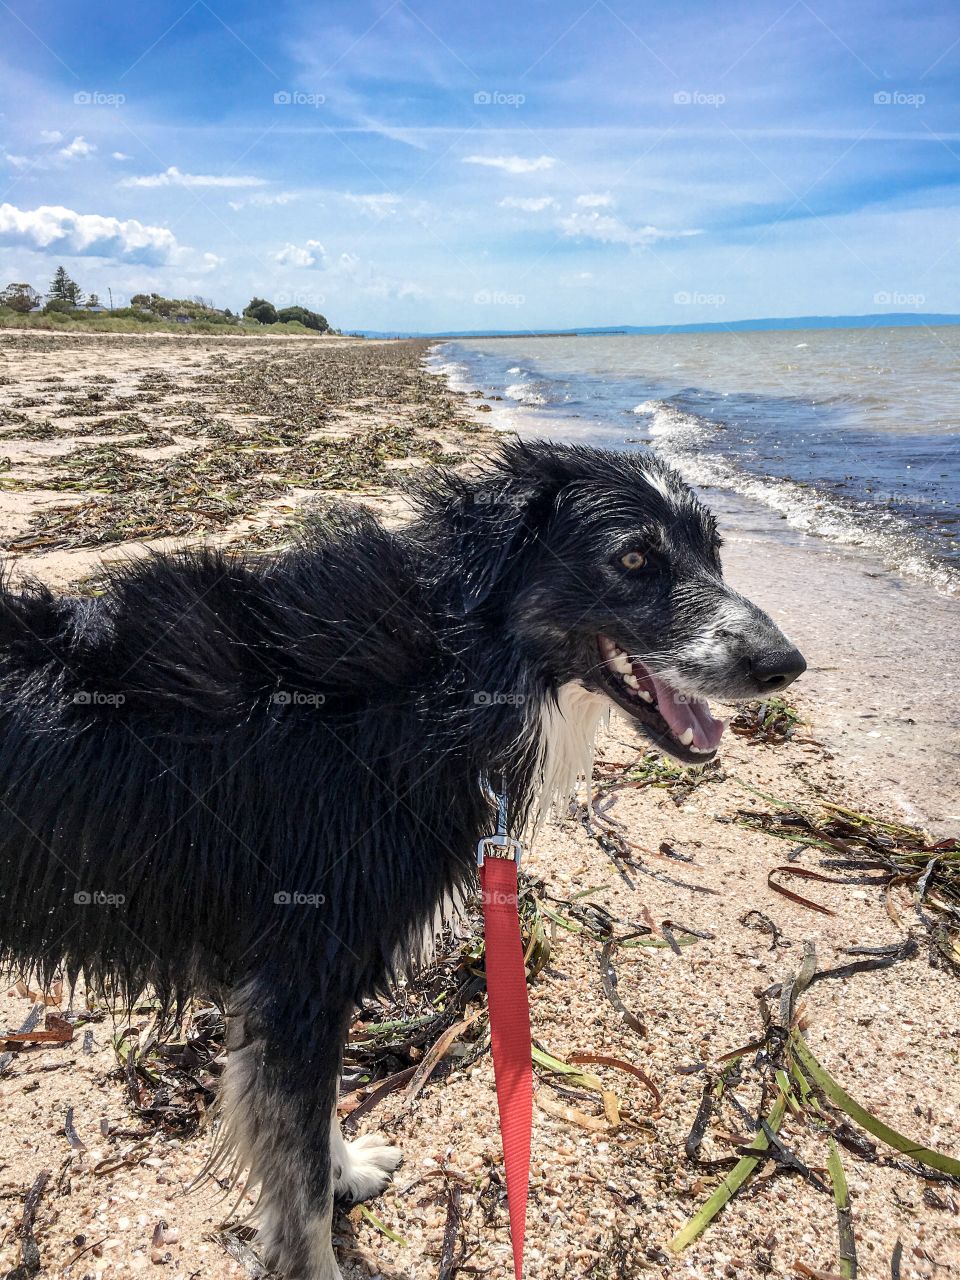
[0, 332, 957, 1280]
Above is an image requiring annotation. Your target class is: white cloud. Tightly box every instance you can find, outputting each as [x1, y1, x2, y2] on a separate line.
[2, 152, 30, 169]
[463, 154, 555, 175]
[559, 210, 701, 247]
[575, 193, 613, 208]
[59, 135, 96, 160]
[274, 239, 327, 268]
[0, 201, 179, 265]
[112, 151, 132, 161]
[40, 130, 63, 143]
[228, 190, 300, 211]
[120, 166, 267, 189]
[499, 196, 557, 212]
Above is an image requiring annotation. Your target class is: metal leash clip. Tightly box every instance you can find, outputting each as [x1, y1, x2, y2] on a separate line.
[477, 781, 522, 869]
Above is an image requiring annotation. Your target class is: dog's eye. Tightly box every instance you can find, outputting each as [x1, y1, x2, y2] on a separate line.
[620, 551, 647, 571]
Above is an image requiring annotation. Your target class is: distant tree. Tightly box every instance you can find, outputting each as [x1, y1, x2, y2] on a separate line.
[48, 265, 82, 306]
[130, 293, 152, 309]
[109, 307, 159, 323]
[42, 297, 75, 315]
[150, 293, 175, 318]
[244, 297, 278, 325]
[0, 282, 41, 313]
[85, 293, 102, 309]
[276, 305, 328, 332]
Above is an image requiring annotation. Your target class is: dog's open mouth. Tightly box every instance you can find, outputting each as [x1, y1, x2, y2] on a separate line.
[595, 634, 726, 764]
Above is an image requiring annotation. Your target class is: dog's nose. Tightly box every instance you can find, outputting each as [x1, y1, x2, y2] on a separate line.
[746, 647, 806, 692]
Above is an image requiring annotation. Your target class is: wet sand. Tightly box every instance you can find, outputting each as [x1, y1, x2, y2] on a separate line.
[713, 491, 960, 834]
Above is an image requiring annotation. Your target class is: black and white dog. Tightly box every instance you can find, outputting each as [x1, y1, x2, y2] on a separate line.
[0, 441, 804, 1278]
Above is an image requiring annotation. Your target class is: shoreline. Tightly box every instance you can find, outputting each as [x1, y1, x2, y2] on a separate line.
[0, 332, 957, 1280]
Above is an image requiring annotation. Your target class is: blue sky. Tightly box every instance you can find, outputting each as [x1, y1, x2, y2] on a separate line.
[1, 0, 958, 331]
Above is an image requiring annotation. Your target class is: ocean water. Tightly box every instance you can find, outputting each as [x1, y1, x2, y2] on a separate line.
[431, 327, 960, 596]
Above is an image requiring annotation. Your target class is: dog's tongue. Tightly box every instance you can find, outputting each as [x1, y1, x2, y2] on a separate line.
[644, 671, 726, 752]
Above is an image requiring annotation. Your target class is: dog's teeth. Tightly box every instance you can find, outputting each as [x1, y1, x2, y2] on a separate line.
[610, 653, 632, 675]
[678, 727, 694, 747]
[637, 689, 653, 702]
[623, 673, 639, 689]
[689, 745, 711, 754]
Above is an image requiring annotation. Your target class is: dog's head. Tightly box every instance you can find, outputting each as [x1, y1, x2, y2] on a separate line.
[425, 440, 806, 764]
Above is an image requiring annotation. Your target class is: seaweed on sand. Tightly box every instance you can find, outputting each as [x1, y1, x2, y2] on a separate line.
[3, 339, 481, 551]
[737, 797, 960, 966]
[730, 695, 803, 745]
[670, 941, 960, 1265]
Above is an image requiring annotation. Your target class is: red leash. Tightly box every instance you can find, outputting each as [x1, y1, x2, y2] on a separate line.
[478, 791, 532, 1280]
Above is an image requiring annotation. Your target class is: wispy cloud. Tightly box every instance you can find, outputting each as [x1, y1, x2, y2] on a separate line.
[120, 166, 267, 189]
[575, 193, 613, 208]
[229, 190, 301, 211]
[343, 192, 404, 218]
[499, 196, 558, 212]
[463, 154, 556, 175]
[39, 129, 63, 143]
[0, 201, 179, 264]
[559, 210, 701, 247]
[354, 118, 429, 150]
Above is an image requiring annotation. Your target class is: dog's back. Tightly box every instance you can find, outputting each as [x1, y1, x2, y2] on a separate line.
[0, 507, 477, 1007]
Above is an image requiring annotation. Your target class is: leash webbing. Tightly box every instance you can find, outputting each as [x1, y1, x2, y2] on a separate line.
[478, 784, 531, 1280]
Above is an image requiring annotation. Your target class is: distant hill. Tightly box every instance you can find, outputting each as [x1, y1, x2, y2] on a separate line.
[355, 312, 960, 340]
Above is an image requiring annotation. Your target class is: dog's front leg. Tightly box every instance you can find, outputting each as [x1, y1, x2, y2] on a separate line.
[216, 981, 351, 1280]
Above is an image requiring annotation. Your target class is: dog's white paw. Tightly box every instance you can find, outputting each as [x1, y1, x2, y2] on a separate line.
[334, 1133, 402, 1204]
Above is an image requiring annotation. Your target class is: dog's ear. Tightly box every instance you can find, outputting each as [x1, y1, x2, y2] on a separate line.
[456, 479, 544, 613]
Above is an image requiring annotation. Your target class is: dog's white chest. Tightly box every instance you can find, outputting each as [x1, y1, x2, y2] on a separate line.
[533, 680, 609, 826]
